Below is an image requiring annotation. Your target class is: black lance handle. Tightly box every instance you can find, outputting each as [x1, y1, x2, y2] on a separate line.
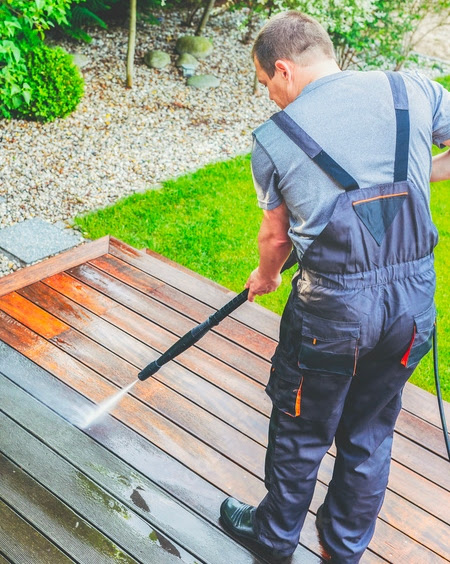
[138, 250, 298, 381]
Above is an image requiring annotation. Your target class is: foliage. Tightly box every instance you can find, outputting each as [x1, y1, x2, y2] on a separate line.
[231, 0, 450, 70]
[75, 152, 450, 400]
[61, 0, 119, 42]
[435, 74, 450, 91]
[9, 43, 84, 121]
[0, 0, 83, 118]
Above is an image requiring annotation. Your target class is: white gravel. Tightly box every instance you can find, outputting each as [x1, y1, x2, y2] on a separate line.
[0, 9, 449, 277]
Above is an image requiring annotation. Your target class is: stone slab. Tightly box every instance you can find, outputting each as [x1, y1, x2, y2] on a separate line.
[0, 219, 83, 266]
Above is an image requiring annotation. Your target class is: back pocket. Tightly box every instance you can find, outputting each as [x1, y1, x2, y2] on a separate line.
[298, 312, 360, 377]
[401, 303, 436, 368]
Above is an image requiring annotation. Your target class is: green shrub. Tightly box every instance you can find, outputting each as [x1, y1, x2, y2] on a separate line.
[10, 44, 84, 121]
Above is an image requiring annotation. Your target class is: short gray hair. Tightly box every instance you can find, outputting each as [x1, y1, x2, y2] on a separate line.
[252, 11, 335, 78]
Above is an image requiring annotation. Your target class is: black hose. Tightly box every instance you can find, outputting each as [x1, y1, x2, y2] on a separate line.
[433, 322, 450, 461]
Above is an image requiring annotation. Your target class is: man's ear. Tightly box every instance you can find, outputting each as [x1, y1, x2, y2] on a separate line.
[274, 59, 292, 80]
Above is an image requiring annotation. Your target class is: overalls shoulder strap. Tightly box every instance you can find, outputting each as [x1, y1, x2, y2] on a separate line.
[384, 71, 410, 182]
[270, 71, 410, 189]
[270, 111, 360, 191]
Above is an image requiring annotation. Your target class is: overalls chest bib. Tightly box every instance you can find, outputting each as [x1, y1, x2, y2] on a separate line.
[271, 71, 438, 279]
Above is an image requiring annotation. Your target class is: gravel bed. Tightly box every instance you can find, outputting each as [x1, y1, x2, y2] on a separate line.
[0, 9, 449, 277]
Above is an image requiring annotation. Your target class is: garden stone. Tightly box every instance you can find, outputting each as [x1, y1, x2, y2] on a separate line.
[144, 50, 171, 69]
[71, 53, 89, 69]
[176, 53, 199, 68]
[0, 218, 82, 266]
[176, 36, 213, 59]
[187, 75, 220, 89]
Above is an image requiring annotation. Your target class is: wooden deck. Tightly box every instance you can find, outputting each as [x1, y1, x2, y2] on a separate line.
[0, 236, 448, 564]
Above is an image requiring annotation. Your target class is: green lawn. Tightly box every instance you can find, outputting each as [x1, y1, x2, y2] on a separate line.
[75, 151, 450, 401]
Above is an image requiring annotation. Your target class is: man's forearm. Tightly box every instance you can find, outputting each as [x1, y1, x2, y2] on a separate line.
[431, 145, 450, 183]
[258, 229, 292, 278]
[245, 203, 292, 301]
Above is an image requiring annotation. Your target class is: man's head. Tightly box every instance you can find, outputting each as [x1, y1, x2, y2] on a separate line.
[253, 11, 338, 109]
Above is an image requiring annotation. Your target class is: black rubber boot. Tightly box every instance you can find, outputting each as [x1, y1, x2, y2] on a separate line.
[316, 505, 333, 562]
[220, 497, 294, 562]
[220, 497, 257, 540]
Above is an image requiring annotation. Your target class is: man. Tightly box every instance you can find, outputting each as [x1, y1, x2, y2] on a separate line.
[219, 10, 450, 564]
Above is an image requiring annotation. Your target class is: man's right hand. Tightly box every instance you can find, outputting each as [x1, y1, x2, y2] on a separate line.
[245, 267, 282, 302]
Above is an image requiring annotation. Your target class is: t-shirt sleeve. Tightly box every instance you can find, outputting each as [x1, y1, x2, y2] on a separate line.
[251, 136, 283, 210]
[424, 76, 450, 147]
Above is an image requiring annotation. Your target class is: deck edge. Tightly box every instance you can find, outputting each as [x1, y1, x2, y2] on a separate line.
[0, 236, 111, 298]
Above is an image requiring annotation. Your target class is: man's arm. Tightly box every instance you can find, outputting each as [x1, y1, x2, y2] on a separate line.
[245, 201, 292, 302]
[431, 140, 450, 183]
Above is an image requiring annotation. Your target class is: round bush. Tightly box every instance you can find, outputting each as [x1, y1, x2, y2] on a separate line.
[15, 44, 84, 122]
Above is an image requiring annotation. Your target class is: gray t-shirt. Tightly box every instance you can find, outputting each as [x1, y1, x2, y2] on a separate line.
[252, 70, 450, 259]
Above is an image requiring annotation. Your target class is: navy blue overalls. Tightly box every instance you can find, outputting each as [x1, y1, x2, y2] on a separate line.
[254, 72, 438, 562]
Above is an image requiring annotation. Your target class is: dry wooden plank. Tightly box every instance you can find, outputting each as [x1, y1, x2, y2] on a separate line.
[90, 253, 277, 361]
[391, 433, 450, 491]
[110, 238, 282, 340]
[0, 454, 139, 564]
[0, 313, 266, 503]
[0, 415, 196, 564]
[68, 262, 270, 384]
[0, 237, 110, 298]
[402, 383, 450, 429]
[43, 272, 271, 417]
[386, 461, 450, 524]
[0, 499, 75, 564]
[395, 408, 449, 460]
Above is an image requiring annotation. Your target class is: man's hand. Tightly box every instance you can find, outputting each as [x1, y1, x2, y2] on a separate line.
[245, 267, 282, 302]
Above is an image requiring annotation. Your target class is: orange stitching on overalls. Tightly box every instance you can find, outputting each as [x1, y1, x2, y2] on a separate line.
[295, 380, 303, 416]
[352, 192, 408, 206]
[353, 345, 358, 376]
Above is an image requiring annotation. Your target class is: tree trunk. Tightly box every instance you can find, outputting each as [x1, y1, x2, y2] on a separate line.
[195, 0, 216, 36]
[126, 0, 137, 88]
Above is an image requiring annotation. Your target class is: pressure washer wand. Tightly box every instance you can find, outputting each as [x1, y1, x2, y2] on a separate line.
[138, 251, 298, 382]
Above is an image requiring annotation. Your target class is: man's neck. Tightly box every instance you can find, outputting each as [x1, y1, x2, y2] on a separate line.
[295, 59, 341, 96]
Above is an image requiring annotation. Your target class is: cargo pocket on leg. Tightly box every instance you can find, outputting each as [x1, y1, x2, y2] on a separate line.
[266, 367, 303, 418]
[297, 312, 360, 421]
[401, 304, 436, 368]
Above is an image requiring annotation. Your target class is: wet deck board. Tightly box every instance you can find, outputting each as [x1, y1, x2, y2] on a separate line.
[0, 237, 449, 564]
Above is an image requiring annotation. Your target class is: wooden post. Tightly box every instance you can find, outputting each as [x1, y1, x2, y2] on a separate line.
[126, 0, 137, 88]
